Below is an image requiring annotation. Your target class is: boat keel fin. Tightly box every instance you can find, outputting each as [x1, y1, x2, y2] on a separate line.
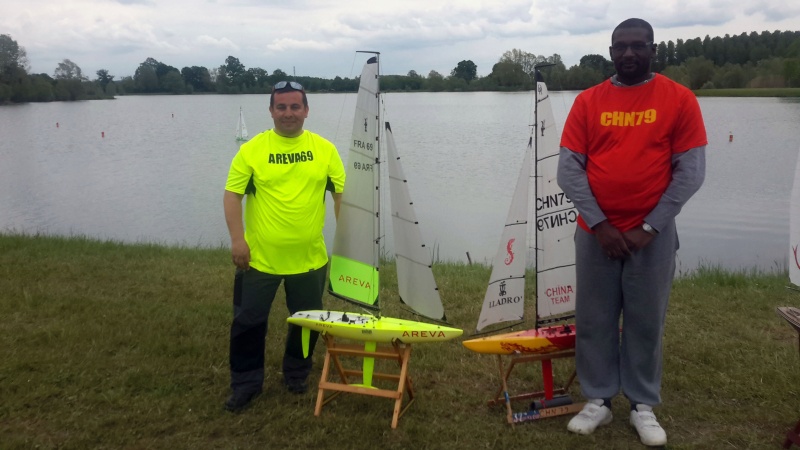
[362, 341, 377, 387]
[301, 327, 310, 358]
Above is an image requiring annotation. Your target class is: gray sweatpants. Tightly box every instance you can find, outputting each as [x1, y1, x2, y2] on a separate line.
[574, 219, 678, 406]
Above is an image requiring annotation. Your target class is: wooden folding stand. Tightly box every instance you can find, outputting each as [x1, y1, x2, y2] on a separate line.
[487, 349, 584, 426]
[313, 333, 415, 429]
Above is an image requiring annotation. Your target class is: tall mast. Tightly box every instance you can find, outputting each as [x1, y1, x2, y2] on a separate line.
[358, 51, 382, 316]
[533, 63, 554, 330]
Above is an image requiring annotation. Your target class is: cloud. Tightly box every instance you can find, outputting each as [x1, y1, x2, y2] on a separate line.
[196, 35, 240, 51]
[114, 0, 154, 5]
[744, 0, 800, 22]
[0, 0, 796, 78]
[265, 38, 339, 53]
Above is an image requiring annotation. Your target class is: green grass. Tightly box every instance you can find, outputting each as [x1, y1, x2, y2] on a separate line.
[1, 233, 798, 449]
[694, 87, 800, 97]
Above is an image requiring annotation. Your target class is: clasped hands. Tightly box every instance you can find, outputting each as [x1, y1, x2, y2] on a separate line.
[593, 220, 654, 260]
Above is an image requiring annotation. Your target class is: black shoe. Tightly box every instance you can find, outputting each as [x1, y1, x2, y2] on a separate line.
[224, 389, 262, 412]
[285, 378, 308, 394]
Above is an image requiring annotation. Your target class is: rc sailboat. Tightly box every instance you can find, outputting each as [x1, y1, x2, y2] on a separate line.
[461, 69, 580, 424]
[286, 54, 461, 427]
[288, 53, 461, 343]
[463, 75, 577, 353]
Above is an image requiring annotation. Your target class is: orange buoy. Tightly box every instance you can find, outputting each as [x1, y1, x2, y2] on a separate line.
[729, 132, 733, 142]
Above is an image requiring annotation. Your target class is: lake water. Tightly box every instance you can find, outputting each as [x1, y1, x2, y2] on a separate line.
[2, 92, 800, 274]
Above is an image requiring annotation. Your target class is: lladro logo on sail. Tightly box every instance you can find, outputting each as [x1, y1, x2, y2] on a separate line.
[546, 284, 574, 305]
[490, 280, 522, 309]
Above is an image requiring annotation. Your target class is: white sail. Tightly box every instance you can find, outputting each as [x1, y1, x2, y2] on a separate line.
[385, 122, 445, 321]
[533, 82, 577, 323]
[328, 56, 381, 308]
[235, 107, 248, 141]
[476, 144, 530, 331]
[790, 146, 800, 286]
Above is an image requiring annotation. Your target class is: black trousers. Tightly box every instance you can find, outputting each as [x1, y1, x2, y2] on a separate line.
[229, 265, 326, 393]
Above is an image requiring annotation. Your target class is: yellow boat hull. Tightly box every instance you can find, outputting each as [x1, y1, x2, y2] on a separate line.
[287, 310, 463, 343]
[462, 325, 576, 355]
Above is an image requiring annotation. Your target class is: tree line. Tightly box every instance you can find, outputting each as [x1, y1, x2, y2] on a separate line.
[1, 29, 799, 103]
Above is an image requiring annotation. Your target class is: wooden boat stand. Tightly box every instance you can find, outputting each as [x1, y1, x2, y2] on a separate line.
[487, 349, 583, 426]
[314, 334, 415, 429]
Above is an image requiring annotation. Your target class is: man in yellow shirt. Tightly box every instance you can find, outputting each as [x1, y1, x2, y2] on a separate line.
[223, 81, 345, 412]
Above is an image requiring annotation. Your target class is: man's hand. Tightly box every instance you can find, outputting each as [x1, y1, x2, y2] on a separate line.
[623, 227, 655, 252]
[231, 238, 251, 270]
[593, 220, 631, 259]
[223, 190, 249, 270]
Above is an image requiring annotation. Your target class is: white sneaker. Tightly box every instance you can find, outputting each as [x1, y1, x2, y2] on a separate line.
[567, 399, 613, 435]
[630, 404, 667, 446]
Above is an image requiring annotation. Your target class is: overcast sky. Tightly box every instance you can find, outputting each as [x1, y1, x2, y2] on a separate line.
[3, 0, 799, 80]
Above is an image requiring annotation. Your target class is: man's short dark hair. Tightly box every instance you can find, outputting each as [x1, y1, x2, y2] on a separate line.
[612, 18, 654, 43]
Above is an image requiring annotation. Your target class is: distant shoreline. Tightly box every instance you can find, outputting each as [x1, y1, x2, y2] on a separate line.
[110, 87, 800, 98]
[3, 87, 799, 106]
[693, 87, 800, 97]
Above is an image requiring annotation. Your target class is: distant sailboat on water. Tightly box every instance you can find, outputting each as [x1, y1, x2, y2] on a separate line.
[235, 106, 248, 142]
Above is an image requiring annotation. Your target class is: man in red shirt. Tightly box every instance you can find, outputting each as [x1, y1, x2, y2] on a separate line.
[557, 18, 706, 446]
